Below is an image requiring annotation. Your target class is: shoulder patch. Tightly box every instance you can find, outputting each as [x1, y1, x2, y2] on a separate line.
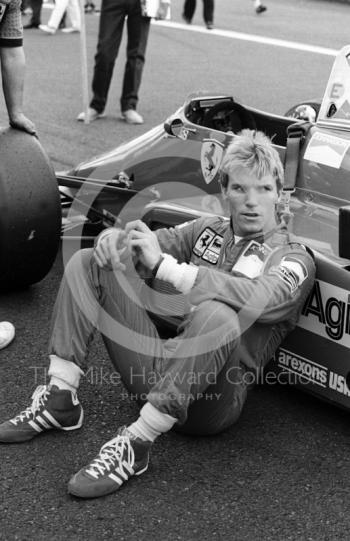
[269, 256, 308, 294]
[193, 227, 223, 265]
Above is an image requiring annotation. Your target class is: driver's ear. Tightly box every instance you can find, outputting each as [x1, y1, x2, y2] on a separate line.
[219, 172, 228, 200]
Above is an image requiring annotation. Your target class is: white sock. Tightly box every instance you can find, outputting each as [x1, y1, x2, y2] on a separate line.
[128, 402, 177, 442]
[254, 0, 262, 7]
[48, 355, 83, 392]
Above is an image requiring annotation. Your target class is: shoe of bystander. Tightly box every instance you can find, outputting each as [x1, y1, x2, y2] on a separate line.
[121, 109, 144, 125]
[77, 107, 106, 122]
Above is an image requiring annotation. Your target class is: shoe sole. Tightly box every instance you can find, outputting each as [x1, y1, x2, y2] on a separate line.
[67, 463, 148, 499]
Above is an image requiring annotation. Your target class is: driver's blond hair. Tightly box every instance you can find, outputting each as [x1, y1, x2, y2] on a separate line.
[219, 129, 284, 193]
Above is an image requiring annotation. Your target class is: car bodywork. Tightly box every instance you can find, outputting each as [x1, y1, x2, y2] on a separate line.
[23, 45, 350, 411]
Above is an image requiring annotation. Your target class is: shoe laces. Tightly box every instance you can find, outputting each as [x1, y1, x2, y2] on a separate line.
[11, 385, 50, 425]
[86, 434, 135, 479]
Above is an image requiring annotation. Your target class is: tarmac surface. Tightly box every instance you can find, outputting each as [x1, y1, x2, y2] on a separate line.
[1, 1, 350, 539]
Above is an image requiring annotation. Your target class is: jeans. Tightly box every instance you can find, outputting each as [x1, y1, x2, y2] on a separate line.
[28, 0, 42, 25]
[90, 0, 151, 114]
[49, 249, 248, 435]
[183, 0, 214, 23]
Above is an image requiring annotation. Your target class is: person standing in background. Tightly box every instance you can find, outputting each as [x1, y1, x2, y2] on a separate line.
[77, 0, 170, 125]
[182, 0, 214, 29]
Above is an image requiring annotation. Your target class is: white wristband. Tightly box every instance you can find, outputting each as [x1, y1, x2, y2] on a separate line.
[156, 253, 198, 293]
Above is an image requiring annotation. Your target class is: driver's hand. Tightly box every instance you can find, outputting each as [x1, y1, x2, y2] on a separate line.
[94, 228, 128, 271]
[124, 220, 162, 271]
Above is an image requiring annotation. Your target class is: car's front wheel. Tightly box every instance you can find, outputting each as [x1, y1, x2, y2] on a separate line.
[0, 128, 61, 288]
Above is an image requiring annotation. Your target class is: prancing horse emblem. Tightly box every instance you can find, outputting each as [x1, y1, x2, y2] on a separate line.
[200, 139, 224, 184]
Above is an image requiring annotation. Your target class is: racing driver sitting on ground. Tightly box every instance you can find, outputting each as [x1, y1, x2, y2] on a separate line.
[0, 130, 315, 499]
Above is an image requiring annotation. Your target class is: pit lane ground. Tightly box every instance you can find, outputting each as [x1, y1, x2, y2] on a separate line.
[1, 1, 350, 539]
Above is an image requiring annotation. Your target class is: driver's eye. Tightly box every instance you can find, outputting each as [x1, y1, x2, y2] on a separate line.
[230, 184, 243, 192]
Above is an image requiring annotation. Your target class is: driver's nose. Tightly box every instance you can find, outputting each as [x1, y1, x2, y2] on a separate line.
[245, 188, 258, 207]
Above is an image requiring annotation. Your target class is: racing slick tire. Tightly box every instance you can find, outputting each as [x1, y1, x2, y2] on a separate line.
[0, 127, 61, 288]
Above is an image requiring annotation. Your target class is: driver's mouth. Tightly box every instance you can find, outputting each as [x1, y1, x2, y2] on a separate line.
[242, 212, 260, 219]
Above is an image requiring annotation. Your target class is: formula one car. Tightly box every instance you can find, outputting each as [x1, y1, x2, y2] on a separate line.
[2, 45, 350, 411]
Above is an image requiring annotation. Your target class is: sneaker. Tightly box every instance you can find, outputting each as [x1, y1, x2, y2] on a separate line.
[61, 27, 80, 33]
[76, 107, 105, 122]
[121, 109, 144, 125]
[68, 427, 151, 498]
[0, 322, 15, 350]
[255, 5, 267, 14]
[38, 24, 56, 34]
[0, 385, 83, 443]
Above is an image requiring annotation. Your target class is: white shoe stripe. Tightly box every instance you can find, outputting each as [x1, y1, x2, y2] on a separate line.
[108, 473, 123, 485]
[28, 420, 43, 433]
[122, 461, 134, 475]
[35, 415, 51, 429]
[43, 410, 62, 428]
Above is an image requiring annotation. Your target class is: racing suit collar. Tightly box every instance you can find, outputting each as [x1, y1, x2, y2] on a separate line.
[229, 218, 288, 245]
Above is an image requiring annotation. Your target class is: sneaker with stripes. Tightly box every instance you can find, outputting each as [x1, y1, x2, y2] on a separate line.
[68, 427, 151, 498]
[0, 385, 83, 443]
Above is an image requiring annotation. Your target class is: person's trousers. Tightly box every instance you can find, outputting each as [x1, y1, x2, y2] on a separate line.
[49, 249, 248, 435]
[183, 0, 214, 23]
[48, 0, 81, 29]
[29, 0, 43, 25]
[90, 0, 151, 114]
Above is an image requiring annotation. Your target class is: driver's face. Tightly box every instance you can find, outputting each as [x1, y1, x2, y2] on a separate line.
[222, 166, 280, 236]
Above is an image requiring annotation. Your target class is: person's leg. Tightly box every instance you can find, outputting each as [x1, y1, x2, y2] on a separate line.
[46, 0, 70, 29]
[120, 0, 150, 115]
[146, 300, 246, 434]
[90, 0, 126, 114]
[183, 0, 196, 22]
[0, 248, 163, 444]
[24, 0, 43, 26]
[203, 0, 214, 25]
[65, 0, 81, 30]
[67, 299, 245, 498]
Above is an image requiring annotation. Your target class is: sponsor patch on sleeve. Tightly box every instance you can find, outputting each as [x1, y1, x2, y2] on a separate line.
[193, 227, 223, 264]
[269, 256, 308, 294]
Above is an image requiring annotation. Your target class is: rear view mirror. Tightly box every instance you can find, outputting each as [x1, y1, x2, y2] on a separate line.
[163, 118, 184, 138]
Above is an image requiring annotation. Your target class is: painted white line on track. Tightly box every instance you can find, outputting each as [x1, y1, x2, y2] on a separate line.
[153, 20, 338, 57]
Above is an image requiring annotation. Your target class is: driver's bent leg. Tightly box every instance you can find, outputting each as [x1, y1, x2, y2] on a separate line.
[48, 248, 163, 393]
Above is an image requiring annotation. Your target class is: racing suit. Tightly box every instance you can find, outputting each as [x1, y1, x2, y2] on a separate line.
[49, 216, 315, 435]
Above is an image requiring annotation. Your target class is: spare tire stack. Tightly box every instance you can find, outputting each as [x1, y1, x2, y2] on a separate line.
[0, 128, 61, 288]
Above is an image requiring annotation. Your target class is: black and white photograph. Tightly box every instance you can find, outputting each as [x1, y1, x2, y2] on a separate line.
[1, 0, 350, 539]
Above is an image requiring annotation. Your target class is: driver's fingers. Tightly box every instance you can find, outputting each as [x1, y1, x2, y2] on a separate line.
[108, 235, 121, 267]
[124, 220, 150, 235]
[96, 238, 112, 265]
[94, 248, 106, 268]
